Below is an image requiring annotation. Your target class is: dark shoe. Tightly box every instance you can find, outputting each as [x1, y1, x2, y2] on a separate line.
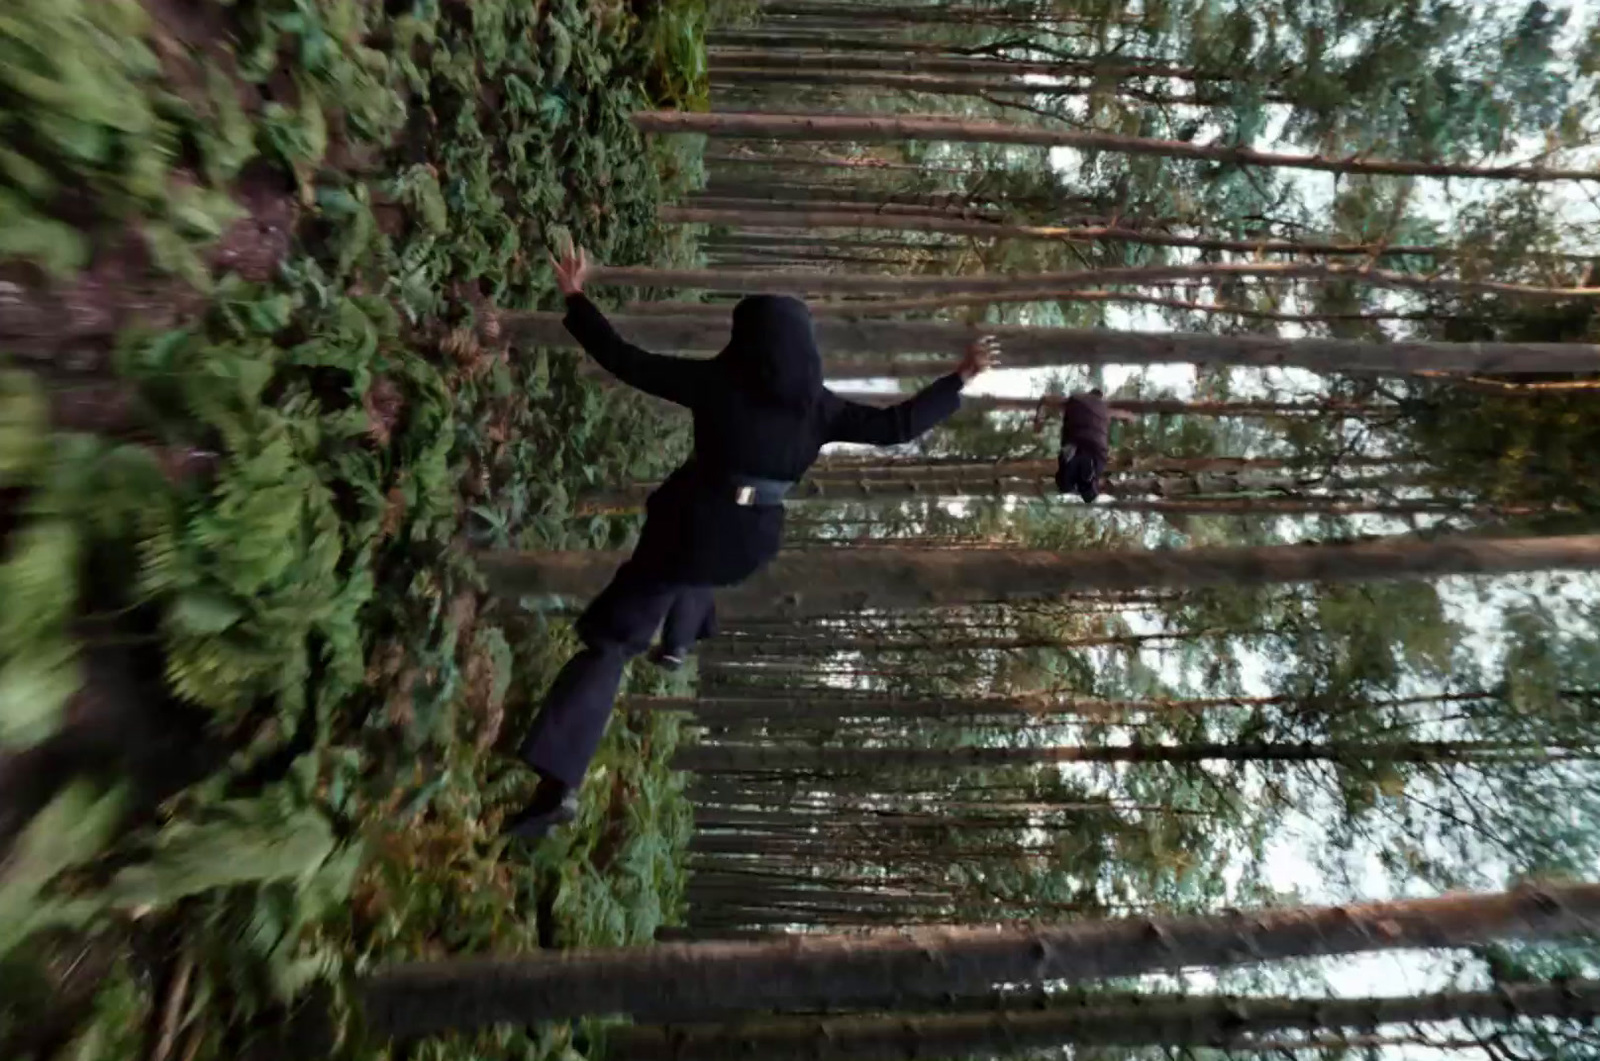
[502, 791, 579, 842]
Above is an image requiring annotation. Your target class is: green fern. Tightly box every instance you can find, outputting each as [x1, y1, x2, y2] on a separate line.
[0, 510, 82, 746]
[0, 0, 706, 1051]
[0, 0, 256, 281]
[0, 639, 80, 749]
[103, 791, 347, 910]
[0, 781, 125, 959]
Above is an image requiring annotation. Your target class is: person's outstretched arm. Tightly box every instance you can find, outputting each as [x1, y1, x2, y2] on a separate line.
[554, 243, 708, 407]
[825, 337, 997, 446]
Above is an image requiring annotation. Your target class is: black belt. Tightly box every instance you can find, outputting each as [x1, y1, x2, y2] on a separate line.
[727, 474, 794, 507]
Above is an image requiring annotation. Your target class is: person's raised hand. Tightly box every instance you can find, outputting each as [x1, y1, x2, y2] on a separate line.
[958, 335, 1000, 382]
[550, 237, 592, 297]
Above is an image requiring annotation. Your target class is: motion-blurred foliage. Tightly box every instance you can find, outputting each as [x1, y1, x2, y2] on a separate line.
[0, 0, 708, 1057]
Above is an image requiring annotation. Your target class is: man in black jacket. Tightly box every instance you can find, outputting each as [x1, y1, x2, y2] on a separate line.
[504, 243, 994, 839]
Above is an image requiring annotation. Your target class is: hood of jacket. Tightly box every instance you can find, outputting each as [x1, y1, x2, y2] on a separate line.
[718, 294, 823, 409]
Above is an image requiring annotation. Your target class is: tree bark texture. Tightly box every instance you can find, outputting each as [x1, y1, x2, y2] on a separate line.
[477, 535, 1600, 620]
[706, 49, 1214, 81]
[705, 150, 972, 173]
[589, 263, 1600, 306]
[635, 111, 1600, 183]
[750, 3, 1128, 26]
[630, 694, 1273, 722]
[673, 739, 1576, 775]
[708, 67, 1249, 108]
[661, 206, 1446, 258]
[358, 883, 1600, 1039]
[506, 311, 1600, 375]
[577, 466, 1410, 511]
[681, 199, 1012, 223]
[624, 292, 1446, 326]
[831, 394, 1388, 419]
[606, 981, 1600, 1060]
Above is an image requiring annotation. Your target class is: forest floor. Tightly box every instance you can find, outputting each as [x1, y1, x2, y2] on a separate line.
[1, 1, 707, 1058]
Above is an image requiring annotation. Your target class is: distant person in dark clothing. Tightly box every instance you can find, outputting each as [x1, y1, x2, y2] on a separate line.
[504, 242, 996, 841]
[1054, 388, 1135, 502]
[1055, 389, 1112, 502]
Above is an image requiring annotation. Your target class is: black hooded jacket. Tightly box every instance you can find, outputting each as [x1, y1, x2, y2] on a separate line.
[563, 293, 965, 585]
[1055, 389, 1111, 502]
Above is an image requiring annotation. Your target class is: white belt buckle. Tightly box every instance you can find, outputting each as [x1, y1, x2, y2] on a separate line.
[736, 485, 756, 506]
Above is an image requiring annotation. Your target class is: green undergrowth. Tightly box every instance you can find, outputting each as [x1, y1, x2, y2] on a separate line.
[1, 0, 706, 1058]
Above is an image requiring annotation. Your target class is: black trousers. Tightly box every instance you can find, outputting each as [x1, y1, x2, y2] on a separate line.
[519, 560, 715, 788]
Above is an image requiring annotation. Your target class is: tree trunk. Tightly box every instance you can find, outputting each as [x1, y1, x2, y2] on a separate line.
[674, 738, 1574, 775]
[683, 198, 1012, 223]
[727, 16, 1094, 34]
[705, 151, 974, 174]
[663, 207, 1447, 258]
[707, 48, 1207, 81]
[704, 230, 970, 251]
[631, 694, 1299, 723]
[810, 454, 1318, 474]
[505, 310, 1600, 375]
[830, 394, 1389, 419]
[604, 981, 1600, 1061]
[704, 629, 1246, 657]
[1112, 497, 1525, 518]
[690, 807, 1162, 834]
[635, 694, 1246, 723]
[1220, 1032, 1498, 1054]
[751, 2, 1126, 26]
[635, 111, 1600, 182]
[709, 67, 1250, 107]
[697, 180, 1010, 207]
[654, 927, 796, 943]
[358, 883, 1600, 1038]
[577, 460, 1407, 511]
[477, 534, 1600, 620]
[705, 250, 906, 270]
[628, 291, 1447, 326]
[590, 263, 1600, 306]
